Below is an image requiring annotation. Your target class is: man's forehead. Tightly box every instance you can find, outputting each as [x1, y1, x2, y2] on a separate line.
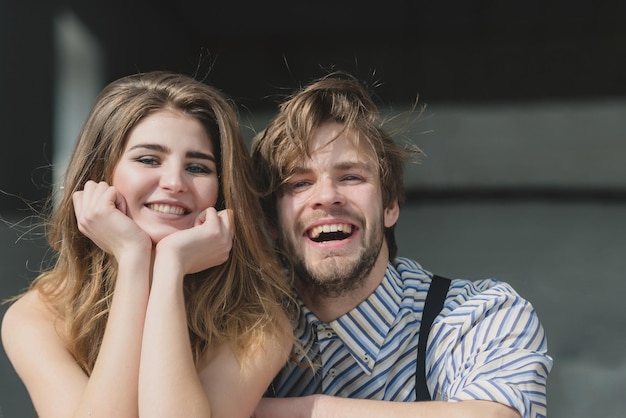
[291, 140, 377, 174]
[280, 121, 377, 175]
[310, 121, 354, 149]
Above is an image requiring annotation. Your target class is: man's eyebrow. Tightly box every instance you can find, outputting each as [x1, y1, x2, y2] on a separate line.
[128, 143, 216, 162]
[334, 161, 372, 171]
[289, 166, 312, 176]
[288, 161, 373, 175]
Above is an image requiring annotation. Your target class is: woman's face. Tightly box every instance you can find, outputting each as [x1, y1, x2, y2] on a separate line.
[112, 109, 219, 244]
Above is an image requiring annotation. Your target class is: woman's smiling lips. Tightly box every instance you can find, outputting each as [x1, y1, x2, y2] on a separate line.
[146, 202, 190, 216]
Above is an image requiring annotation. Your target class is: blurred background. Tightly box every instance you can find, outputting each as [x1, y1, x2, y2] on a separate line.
[1, 1, 625, 417]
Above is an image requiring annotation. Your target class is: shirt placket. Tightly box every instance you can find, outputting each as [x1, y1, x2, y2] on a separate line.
[315, 323, 343, 391]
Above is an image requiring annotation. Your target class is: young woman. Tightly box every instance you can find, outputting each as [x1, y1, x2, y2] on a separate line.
[1, 71, 293, 418]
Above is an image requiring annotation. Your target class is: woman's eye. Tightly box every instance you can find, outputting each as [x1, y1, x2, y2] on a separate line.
[186, 163, 213, 174]
[136, 156, 159, 165]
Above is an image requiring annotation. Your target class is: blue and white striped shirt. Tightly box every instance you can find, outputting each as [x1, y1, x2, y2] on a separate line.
[270, 257, 553, 418]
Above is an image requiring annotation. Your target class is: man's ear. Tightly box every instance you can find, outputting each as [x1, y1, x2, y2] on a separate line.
[384, 198, 400, 228]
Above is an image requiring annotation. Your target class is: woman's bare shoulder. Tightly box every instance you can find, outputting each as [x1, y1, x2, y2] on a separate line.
[3, 288, 56, 322]
[2, 288, 62, 354]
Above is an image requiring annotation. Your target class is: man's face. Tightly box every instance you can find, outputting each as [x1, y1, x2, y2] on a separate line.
[276, 121, 399, 298]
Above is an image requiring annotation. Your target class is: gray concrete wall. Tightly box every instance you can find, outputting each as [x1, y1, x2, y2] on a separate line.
[400, 101, 626, 417]
[396, 100, 626, 417]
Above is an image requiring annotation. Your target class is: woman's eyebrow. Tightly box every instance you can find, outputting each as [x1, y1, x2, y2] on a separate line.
[186, 150, 216, 163]
[129, 143, 169, 153]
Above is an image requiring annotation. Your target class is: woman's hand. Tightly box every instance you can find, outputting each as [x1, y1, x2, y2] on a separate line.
[155, 207, 233, 275]
[73, 180, 151, 257]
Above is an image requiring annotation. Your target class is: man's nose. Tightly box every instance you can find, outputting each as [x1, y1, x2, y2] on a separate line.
[311, 177, 345, 207]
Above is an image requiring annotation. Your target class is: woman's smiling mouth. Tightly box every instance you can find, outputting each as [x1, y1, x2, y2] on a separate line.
[147, 203, 188, 215]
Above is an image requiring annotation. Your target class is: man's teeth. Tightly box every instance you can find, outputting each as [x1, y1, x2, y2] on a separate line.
[148, 203, 186, 215]
[309, 223, 352, 239]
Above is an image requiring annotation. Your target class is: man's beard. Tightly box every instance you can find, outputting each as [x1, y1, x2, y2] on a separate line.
[278, 222, 384, 299]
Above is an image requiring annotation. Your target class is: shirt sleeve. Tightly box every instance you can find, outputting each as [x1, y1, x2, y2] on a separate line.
[426, 280, 553, 418]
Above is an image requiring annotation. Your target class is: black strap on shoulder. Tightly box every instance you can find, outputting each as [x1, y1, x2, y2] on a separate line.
[416, 274, 451, 401]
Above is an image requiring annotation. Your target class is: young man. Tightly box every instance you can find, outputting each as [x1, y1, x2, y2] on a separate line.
[251, 74, 552, 418]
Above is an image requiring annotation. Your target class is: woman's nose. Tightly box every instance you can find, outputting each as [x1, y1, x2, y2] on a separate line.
[159, 166, 187, 192]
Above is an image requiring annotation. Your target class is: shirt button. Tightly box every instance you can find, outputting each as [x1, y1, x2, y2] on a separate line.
[363, 354, 371, 362]
[328, 368, 337, 377]
[325, 331, 334, 338]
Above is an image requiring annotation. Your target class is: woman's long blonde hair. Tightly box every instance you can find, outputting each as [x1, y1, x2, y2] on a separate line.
[30, 71, 291, 374]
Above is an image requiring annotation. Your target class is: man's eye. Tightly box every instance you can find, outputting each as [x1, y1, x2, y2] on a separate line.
[342, 175, 362, 182]
[285, 180, 311, 193]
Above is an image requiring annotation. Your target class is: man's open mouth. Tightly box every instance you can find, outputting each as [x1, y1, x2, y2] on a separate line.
[307, 223, 354, 243]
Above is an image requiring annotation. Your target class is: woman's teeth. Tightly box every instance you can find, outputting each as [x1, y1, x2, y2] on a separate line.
[148, 203, 186, 215]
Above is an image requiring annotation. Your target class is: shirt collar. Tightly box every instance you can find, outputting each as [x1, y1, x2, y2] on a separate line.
[298, 262, 404, 374]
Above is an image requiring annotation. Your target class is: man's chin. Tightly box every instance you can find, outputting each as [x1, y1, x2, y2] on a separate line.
[308, 253, 355, 271]
[302, 256, 360, 282]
